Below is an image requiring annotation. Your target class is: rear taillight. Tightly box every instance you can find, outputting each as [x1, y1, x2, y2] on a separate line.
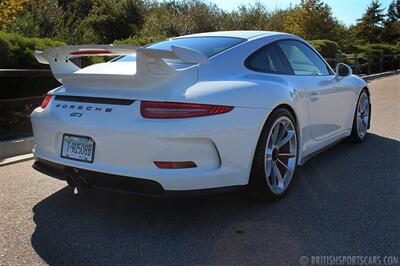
[40, 95, 53, 109]
[140, 101, 233, 119]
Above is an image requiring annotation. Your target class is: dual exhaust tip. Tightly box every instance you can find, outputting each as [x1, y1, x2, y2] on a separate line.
[65, 171, 91, 190]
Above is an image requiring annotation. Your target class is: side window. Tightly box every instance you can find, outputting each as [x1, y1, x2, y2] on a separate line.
[245, 43, 293, 75]
[278, 40, 332, 76]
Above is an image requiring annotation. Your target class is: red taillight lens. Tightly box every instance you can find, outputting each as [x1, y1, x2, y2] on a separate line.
[154, 161, 197, 169]
[40, 95, 53, 109]
[141, 101, 233, 119]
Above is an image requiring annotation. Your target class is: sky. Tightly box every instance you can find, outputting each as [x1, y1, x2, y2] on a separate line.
[204, 0, 394, 26]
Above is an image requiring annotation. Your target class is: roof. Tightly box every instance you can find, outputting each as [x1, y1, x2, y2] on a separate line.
[174, 31, 286, 40]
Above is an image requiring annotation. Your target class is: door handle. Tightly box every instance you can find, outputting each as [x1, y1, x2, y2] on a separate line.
[309, 91, 319, 100]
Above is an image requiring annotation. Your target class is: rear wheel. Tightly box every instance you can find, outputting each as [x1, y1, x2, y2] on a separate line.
[249, 108, 298, 200]
[349, 90, 370, 143]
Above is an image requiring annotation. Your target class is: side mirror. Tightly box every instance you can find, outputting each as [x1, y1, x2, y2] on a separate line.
[335, 63, 352, 79]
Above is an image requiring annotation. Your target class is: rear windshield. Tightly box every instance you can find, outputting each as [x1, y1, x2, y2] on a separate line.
[115, 37, 245, 62]
[148, 37, 245, 57]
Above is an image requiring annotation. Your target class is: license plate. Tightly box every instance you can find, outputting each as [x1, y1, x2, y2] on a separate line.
[61, 134, 95, 163]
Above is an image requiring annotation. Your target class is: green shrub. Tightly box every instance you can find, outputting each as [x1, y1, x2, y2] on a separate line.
[367, 43, 400, 54]
[0, 31, 65, 69]
[351, 43, 400, 57]
[309, 39, 342, 58]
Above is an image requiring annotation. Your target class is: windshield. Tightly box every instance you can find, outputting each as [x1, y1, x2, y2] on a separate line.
[115, 37, 245, 62]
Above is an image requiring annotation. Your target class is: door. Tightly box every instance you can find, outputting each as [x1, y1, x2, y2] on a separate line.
[277, 40, 354, 141]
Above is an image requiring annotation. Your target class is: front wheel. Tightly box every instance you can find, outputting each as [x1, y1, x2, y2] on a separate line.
[349, 90, 370, 143]
[249, 108, 298, 200]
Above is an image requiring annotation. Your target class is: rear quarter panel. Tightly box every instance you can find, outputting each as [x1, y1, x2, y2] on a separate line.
[170, 34, 326, 164]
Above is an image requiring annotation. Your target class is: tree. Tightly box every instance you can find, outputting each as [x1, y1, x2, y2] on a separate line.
[58, 0, 93, 17]
[5, 0, 65, 39]
[79, 0, 145, 44]
[140, 0, 220, 38]
[0, 0, 30, 31]
[217, 3, 296, 33]
[267, 8, 294, 32]
[387, 0, 399, 22]
[56, 0, 96, 44]
[216, 2, 271, 31]
[283, 0, 341, 41]
[396, 0, 400, 19]
[232, 2, 270, 30]
[353, 0, 386, 43]
[382, 0, 400, 42]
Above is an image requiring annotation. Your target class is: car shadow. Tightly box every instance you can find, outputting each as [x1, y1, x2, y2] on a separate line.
[31, 133, 400, 265]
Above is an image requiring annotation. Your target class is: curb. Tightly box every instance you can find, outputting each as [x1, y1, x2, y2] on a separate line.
[361, 69, 400, 81]
[0, 137, 35, 159]
[0, 153, 34, 167]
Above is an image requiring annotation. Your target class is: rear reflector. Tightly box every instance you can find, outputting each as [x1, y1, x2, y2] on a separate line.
[40, 95, 53, 109]
[154, 161, 197, 169]
[141, 101, 233, 119]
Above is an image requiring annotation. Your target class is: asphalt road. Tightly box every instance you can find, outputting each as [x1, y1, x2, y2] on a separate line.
[1, 75, 399, 265]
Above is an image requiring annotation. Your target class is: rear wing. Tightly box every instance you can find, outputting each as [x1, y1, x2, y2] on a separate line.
[35, 44, 208, 80]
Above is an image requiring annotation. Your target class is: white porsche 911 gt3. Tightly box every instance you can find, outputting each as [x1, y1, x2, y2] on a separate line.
[31, 31, 370, 199]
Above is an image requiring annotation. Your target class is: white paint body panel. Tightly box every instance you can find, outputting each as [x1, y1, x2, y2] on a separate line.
[31, 31, 368, 191]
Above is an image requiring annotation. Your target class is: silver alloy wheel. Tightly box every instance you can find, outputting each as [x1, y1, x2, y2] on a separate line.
[356, 92, 369, 139]
[265, 116, 297, 194]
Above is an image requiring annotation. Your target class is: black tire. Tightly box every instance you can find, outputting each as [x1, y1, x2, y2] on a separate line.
[249, 108, 298, 200]
[349, 89, 370, 143]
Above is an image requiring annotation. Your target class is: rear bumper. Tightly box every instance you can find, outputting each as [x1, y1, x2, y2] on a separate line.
[32, 158, 244, 197]
[31, 102, 269, 191]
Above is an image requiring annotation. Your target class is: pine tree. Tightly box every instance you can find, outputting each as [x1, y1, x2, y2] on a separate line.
[387, 0, 399, 22]
[382, 0, 400, 42]
[396, 0, 400, 19]
[354, 0, 386, 43]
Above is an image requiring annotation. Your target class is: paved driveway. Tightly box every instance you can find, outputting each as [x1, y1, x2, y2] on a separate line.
[0, 75, 399, 265]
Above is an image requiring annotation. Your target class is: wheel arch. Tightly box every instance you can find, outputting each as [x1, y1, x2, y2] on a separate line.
[248, 102, 302, 194]
[272, 104, 297, 123]
[349, 82, 371, 132]
[249, 102, 303, 185]
[361, 86, 371, 129]
[354, 86, 371, 129]
[363, 86, 370, 96]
